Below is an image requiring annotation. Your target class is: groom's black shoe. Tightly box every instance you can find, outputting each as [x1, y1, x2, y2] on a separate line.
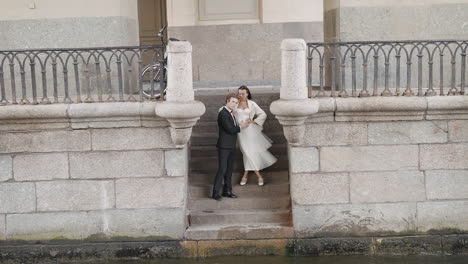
[222, 192, 237, 199]
[212, 194, 222, 201]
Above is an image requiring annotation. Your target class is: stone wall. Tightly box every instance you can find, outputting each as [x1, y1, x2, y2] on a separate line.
[0, 102, 189, 241]
[324, 0, 468, 41]
[169, 22, 323, 84]
[0, 0, 139, 49]
[288, 96, 468, 237]
[271, 39, 468, 239]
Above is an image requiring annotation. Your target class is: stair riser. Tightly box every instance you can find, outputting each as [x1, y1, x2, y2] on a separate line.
[199, 110, 278, 123]
[193, 120, 283, 134]
[190, 146, 287, 157]
[190, 159, 289, 173]
[191, 134, 287, 146]
[195, 95, 280, 106]
[189, 212, 291, 226]
[188, 198, 290, 211]
[189, 171, 289, 185]
[184, 226, 293, 240]
[189, 183, 290, 198]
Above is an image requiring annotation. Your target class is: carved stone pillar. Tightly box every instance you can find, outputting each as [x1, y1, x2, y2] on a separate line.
[155, 41, 205, 147]
[270, 39, 318, 145]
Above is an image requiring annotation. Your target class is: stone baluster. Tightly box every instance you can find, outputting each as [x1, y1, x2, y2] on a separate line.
[270, 39, 319, 145]
[155, 41, 205, 147]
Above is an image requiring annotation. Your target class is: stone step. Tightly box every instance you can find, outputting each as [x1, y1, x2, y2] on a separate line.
[199, 109, 277, 122]
[190, 157, 289, 174]
[189, 171, 289, 185]
[188, 209, 292, 226]
[184, 223, 293, 240]
[195, 93, 280, 107]
[192, 119, 283, 134]
[188, 196, 291, 211]
[190, 133, 287, 146]
[190, 144, 287, 157]
[190, 156, 289, 172]
[189, 181, 290, 198]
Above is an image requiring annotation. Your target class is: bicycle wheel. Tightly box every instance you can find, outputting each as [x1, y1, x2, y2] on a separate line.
[141, 62, 163, 99]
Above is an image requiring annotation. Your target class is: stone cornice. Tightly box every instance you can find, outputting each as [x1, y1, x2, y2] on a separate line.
[310, 96, 468, 122]
[0, 102, 169, 130]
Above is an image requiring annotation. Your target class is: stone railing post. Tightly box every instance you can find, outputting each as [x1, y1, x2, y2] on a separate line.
[270, 39, 318, 145]
[155, 41, 205, 147]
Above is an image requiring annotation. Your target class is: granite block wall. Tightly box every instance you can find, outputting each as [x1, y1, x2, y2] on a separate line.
[289, 98, 468, 237]
[0, 102, 188, 241]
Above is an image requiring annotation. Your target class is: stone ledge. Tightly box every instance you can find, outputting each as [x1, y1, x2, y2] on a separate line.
[307, 96, 468, 122]
[0, 234, 467, 261]
[0, 102, 168, 130]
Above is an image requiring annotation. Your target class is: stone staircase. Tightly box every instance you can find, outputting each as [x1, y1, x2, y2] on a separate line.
[185, 92, 293, 240]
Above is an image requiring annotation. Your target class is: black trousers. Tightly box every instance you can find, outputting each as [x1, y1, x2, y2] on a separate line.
[212, 148, 235, 195]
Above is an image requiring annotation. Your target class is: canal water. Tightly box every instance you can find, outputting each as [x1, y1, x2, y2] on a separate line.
[77, 255, 468, 264]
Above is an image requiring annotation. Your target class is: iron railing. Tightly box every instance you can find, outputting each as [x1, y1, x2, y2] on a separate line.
[0, 45, 165, 105]
[307, 40, 468, 97]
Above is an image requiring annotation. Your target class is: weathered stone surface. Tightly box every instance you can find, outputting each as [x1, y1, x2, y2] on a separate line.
[166, 41, 194, 102]
[197, 239, 289, 257]
[304, 122, 367, 146]
[426, 170, 468, 200]
[0, 241, 197, 261]
[294, 237, 373, 256]
[71, 118, 141, 129]
[70, 150, 163, 179]
[420, 143, 468, 170]
[291, 173, 349, 205]
[281, 39, 307, 100]
[0, 214, 5, 240]
[449, 120, 468, 142]
[373, 236, 443, 255]
[289, 147, 319, 173]
[14, 153, 69, 181]
[0, 183, 35, 213]
[116, 178, 185, 209]
[320, 145, 419, 172]
[335, 111, 426, 122]
[6, 212, 96, 240]
[91, 127, 174, 151]
[0, 155, 12, 182]
[0, 119, 70, 131]
[350, 171, 425, 203]
[0, 130, 91, 153]
[293, 203, 417, 237]
[88, 208, 185, 239]
[443, 234, 468, 255]
[368, 121, 448, 145]
[164, 147, 188, 177]
[36, 181, 115, 212]
[417, 201, 468, 232]
[0, 16, 138, 50]
[335, 97, 427, 112]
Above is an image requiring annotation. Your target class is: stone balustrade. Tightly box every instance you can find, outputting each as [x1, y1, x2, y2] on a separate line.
[272, 38, 468, 238]
[0, 41, 204, 241]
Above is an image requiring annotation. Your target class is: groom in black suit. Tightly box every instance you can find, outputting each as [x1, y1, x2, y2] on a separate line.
[212, 93, 249, 201]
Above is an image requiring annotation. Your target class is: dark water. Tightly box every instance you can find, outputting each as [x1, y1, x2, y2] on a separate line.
[71, 255, 468, 264]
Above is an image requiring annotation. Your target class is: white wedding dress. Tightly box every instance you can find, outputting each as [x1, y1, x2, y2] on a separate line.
[236, 108, 277, 171]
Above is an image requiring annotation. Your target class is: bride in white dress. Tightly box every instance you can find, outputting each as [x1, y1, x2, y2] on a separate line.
[234, 86, 277, 186]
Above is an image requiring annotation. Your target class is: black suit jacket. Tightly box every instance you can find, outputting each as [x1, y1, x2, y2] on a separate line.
[216, 107, 240, 149]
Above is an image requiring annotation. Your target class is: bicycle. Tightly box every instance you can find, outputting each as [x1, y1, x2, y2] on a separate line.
[141, 25, 179, 100]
